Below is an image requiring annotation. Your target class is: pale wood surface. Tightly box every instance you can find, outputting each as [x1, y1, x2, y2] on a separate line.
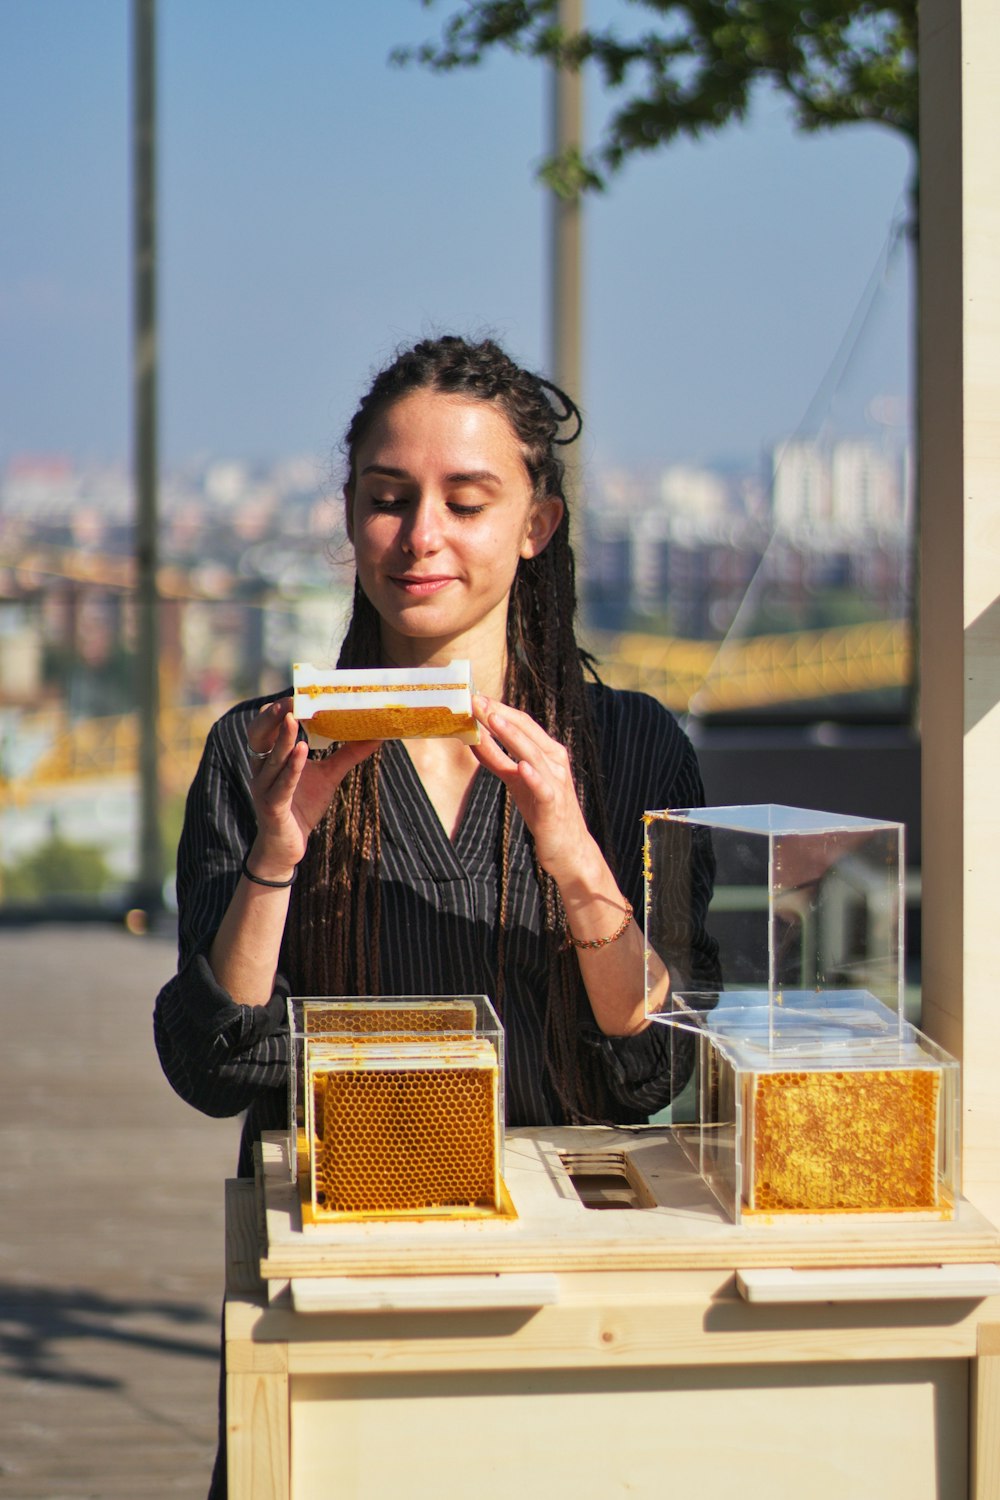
[227, 1274, 1000, 1377]
[919, 0, 1000, 1229]
[0, 924, 241, 1499]
[226, 1363, 289, 1500]
[289, 1272, 560, 1312]
[974, 1325, 1000, 1500]
[736, 1263, 1000, 1303]
[258, 1128, 1000, 1280]
[288, 1360, 966, 1500]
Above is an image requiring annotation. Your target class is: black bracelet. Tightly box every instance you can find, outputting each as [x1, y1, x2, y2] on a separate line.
[240, 851, 298, 889]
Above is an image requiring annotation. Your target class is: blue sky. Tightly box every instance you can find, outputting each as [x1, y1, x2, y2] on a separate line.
[0, 1, 914, 474]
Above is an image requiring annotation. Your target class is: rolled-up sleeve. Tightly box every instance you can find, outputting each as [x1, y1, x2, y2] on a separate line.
[153, 697, 290, 1121]
[581, 1020, 695, 1115]
[154, 953, 289, 1117]
[582, 687, 721, 1117]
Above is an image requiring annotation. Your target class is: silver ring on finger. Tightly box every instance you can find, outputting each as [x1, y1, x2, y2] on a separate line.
[246, 742, 273, 763]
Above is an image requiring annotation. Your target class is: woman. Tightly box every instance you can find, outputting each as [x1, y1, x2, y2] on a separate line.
[154, 334, 719, 1181]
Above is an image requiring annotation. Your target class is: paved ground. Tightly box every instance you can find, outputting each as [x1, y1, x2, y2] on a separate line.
[0, 924, 242, 1500]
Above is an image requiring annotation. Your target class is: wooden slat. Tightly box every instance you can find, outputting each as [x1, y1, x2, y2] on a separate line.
[737, 1264, 1000, 1303]
[974, 1324, 1000, 1500]
[258, 1128, 1000, 1281]
[226, 1179, 267, 1298]
[289, 1272, 559, 1313]
[222, 1281, 1000, 1376]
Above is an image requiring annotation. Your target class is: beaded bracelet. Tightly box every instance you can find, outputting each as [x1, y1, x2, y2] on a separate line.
[240, 851, 298, 889]
[563, 899, 633, 951]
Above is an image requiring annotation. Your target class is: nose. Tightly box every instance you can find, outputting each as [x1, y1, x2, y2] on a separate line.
[400, 496, 443, 557]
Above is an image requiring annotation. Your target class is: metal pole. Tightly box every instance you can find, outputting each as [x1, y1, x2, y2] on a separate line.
[132, 0, 163, 919]
[548, 0, 583, 407]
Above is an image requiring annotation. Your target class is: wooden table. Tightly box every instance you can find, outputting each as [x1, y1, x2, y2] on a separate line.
[225, 1128, 1000, 1499]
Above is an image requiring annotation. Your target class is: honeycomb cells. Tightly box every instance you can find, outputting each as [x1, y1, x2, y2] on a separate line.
[303, 1002, 478, 1040]
[309, 1048, 500, 1217]
[308, 706, 476, 741]
[750, 1067, 941, 1212]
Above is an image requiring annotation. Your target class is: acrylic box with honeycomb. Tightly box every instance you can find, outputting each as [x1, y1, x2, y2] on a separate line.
[287, 996, 506, 1221]
[642, 804, 960, 1223]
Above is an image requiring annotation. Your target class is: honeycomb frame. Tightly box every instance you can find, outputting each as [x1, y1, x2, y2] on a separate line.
[305, 1040, 502, 1220]
[744, 1065, 942, 1213]
[687, 1022, 960, 1223]
[287, 996, 506, 1221]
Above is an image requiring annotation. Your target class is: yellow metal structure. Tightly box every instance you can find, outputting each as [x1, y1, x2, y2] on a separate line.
[0, 704, 222, 807]
[587, 619, 911, 714]
[0, 620, 911, 808]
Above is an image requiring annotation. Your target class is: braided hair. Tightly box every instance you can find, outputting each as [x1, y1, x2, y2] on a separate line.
[286, 335, 618, 1122]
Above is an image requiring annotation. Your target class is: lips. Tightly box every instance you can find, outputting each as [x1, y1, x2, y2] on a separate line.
[389, 574, 455, 596]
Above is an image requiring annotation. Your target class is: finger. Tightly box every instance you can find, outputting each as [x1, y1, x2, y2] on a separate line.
[472, 731, 557, 816]
[474, 694, 544, 744]
[473, 694, 562, 756]
[246, 699, 291, 761]
[248, 708, 299, 779]
[515, 757, 557, 804]
[470, 717, 519, 776]
[286, 739, 380, 832]
[295, 739, 380, 808]
[321, 739, 381, 781]
[475, 699, 568, 779]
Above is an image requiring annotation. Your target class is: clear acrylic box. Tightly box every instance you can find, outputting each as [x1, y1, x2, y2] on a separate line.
[287, 996, 505, 1220]
[643, 805, 960, 1221]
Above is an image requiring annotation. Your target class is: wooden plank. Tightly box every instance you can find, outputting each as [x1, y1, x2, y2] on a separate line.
[226, 1364, 289, 1500]
[737, 1264, 1000, 1304]
[289, 1359, 966, 1500]
[226, 1179, 267, 1298]
[290, 1272, 559, 1313]
[223, 1283, 1000, 1376]
[973, 1324, 1000, 1500]
[258, 1129, 1000, 1281]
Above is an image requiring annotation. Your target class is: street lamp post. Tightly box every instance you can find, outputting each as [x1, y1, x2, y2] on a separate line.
[548, 0, 584, 411]
[132, 0, 163, 920]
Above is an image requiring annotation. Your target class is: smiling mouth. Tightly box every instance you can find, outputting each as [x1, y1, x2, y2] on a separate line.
[389, 575, 455, 594]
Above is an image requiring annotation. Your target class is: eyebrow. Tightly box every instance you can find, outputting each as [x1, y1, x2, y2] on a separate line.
[360, 464, 503, 487]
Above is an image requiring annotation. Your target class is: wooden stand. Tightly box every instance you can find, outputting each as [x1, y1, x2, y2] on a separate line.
[225, 1128, 1000, 1499]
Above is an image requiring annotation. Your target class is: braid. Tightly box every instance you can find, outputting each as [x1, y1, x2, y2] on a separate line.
[287, 580, 384, 995]
[288, 334, 619, 1123]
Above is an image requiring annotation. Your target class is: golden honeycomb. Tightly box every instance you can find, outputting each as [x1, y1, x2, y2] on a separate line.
[747, 1066, 941, 1212]
[292, 1003, 484, 1139]
[306, 705, 476, 741]
[297, 681, 464, 697]
[302, 1001, 478, 1038]
[308, 1044, 500, 1217]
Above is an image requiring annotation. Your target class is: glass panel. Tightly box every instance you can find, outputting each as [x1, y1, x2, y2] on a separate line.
[645, 804, 903, 1023]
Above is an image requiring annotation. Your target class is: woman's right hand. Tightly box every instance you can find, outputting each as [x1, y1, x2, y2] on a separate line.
[244, 699, 377, 878]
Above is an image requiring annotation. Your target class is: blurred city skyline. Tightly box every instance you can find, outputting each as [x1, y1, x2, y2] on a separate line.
[1, 1, 914, 476]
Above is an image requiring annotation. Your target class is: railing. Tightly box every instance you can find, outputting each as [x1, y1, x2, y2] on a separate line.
[0, 703, 224, 807]
[586, 619, 910, 713]
[0, 619, 912, 807]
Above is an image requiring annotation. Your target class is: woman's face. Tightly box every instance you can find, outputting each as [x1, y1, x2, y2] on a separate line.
[345, 388, 563, 663]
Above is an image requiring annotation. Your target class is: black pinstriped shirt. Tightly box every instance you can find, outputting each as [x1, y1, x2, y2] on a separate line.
[153, 683, 719, 1175]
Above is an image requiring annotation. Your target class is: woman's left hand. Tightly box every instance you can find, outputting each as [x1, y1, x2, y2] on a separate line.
[472, 694, 649, 1036]
[471, 694, 596, 884]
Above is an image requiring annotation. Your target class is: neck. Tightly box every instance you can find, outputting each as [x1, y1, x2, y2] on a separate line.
[378, 613, 509, 701]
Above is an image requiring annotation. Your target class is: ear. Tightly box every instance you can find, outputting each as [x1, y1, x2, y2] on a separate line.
[520, 496, 564, 559]
[343, 486, 355, 544]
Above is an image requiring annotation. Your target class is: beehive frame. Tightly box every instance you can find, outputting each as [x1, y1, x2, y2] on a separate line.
[287, 996, 505, 1220]
[688, 1016, 960, 1222]
[305, 1038, 502, 1219]
[641, 805, 961, 1222]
